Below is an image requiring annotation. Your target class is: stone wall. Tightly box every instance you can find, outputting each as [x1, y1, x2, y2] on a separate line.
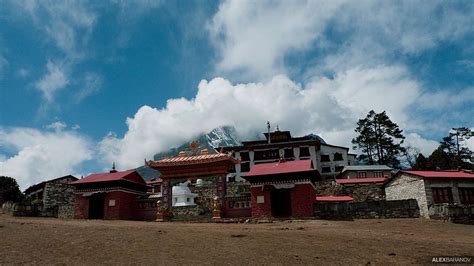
[352, 199, 419, 219]
[1, 201, 43, 217]
[43, 179, 76, 211]
[429, 204, 474, 224]
[190, 184, 218, 213]
[314, 202, 353, 220]
[343, 183, 385, 202]
[172, 205, 209, 220]
[314, 199, 420, 220]
[315, 180, 385, 202]
[385, 174, 429, 217]
[314, 180, 344, 196]
[57, 205, 75, 219]
[226, 182, 250, 197]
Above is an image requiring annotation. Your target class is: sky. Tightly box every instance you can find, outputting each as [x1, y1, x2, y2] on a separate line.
[0, 0, 473, 190]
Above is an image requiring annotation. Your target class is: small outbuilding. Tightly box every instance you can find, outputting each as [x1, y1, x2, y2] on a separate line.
[385, 170, 474, 218]
[244, 159, 318, 218]
[72, 169, 148, 220]
[338, 165, 392, 179]
[23, 175, 78, 217]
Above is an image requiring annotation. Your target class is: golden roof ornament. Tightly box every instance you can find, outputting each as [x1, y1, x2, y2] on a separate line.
[189, 140, 198, 155]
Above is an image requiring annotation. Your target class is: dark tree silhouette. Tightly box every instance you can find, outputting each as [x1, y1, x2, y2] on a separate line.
[352, 110, 405, 167]
[0, 176, 24, 204]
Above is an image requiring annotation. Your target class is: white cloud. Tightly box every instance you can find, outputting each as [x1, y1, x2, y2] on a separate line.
[112, 0, 164, 19]
[417, 87, 474, 110]
[35, 61, 69, 102]
[11, 1, 99, 104]
[404, 133, 439, 156]
[76, 72, 103, 101]
[45, 121, 67, 132]
[16, 68, 30, 78]
[99, 65, 429, 169]
[209, 1, 474, 79]
[16, 1, 96, 59]
[208, 0, 343, 79]
[0, 127, 93, 190]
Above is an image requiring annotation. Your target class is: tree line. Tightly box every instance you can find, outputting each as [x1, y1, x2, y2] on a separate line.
[352, 110, 473, 170]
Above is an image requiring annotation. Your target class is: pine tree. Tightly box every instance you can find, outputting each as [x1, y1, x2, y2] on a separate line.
[412, 153, 428, 170]
[427, 147, 453, 170]
[439, 127, 473, 169]
[352, 110, 406, 168]
[0, 176, 24, 204]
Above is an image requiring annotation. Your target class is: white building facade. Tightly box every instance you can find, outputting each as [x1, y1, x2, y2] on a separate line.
[220, 130, 356, 182]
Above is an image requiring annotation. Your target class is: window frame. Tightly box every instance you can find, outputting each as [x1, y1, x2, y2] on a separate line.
[374, 171, 384, 178]
[357, 171, 367, 178]
[431, 187, 454, 204]
[459, 187, 474, 205]
[320, 154, 330, 162]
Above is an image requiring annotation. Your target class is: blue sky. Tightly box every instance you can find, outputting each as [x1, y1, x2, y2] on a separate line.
[0, 1, 473, 189]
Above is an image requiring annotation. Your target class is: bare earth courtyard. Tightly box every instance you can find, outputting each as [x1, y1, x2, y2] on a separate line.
[0, 214, 472, 265]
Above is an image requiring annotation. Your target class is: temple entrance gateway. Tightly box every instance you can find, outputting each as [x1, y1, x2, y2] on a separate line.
[271, 188, 292, 217]
[147, 146, 238, 221]
[88, 193, 105, 219]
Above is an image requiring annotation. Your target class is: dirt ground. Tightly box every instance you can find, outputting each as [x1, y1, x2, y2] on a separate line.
[0, 214, 472, 265]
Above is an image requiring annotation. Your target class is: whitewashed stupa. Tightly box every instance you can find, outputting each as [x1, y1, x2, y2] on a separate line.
[172, 182, 198, 207]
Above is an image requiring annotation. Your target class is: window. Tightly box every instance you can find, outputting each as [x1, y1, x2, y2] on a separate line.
[240, 152, 250, 161]
[459, 188, 474, 205]
[284, 148, 294, 158]
[186, 198, 190, 202]
[254, 149, 279, 160]
[333, 152, 343, 161]
[321, 166, 331, 173]
[320, 154, 330, 162]
[335, 166, 344, 172]
[357, 172, 367, 178]
[432, 188, 454, 204]
[228, 164, 236, 173]
[241, 162, 250, 172]
[374, 171, 384, 178]
[300, 147, 310, 157]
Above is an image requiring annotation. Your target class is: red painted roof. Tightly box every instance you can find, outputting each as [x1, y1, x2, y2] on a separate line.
[315, 195, 353, 202]
[146, 178, 163, 185]
[147, 153, 238, 167]
[246, 160, 314, 176]
[336, 178, 387, 184]
[401, 170, 474, 179]
[72, 170, 146, 185]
